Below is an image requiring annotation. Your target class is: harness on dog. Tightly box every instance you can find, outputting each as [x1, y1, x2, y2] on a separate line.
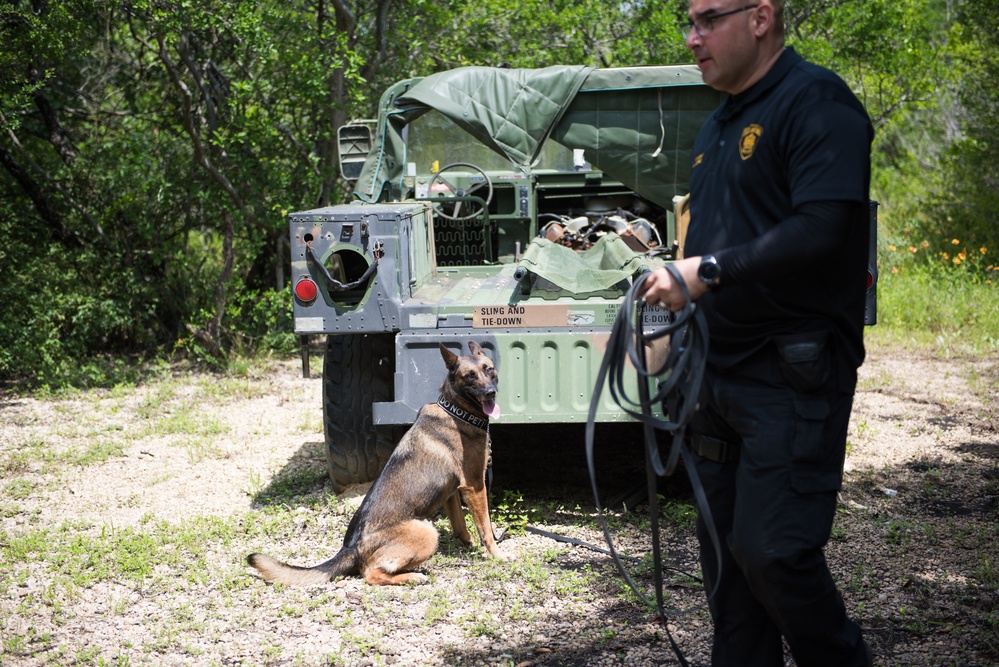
[437, 396, 489, 431]
[585, 264, 722, 667]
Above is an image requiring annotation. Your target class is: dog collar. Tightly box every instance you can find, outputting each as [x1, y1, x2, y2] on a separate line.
[436, 396, 488, 431]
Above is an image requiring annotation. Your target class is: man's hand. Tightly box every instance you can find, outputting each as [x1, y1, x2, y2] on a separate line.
[639, 256, 707, 312]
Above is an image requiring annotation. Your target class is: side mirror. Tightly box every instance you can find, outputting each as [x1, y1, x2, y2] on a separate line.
[338, 124, 373, 181]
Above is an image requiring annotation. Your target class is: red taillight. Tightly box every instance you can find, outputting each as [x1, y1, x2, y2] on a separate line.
[866, 270, 874, 290]
[295, 277, 318, 303]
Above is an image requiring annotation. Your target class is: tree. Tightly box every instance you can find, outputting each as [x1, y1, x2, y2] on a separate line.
[1, 0, 992, 382]
[940, 0, 999, 271]
[785, 0, 947, 127]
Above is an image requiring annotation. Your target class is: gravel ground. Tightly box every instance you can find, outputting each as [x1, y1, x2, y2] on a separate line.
[1, 343, 997, 666]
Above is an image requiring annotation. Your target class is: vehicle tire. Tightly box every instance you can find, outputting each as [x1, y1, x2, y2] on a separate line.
[323, 333, 399, 493]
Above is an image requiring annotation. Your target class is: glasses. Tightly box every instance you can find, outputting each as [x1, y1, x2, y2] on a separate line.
[680, 4, 759, 39]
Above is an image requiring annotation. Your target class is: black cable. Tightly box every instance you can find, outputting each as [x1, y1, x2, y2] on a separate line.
[525, 526, 640, 562]
[585, 264, 723, 666]
[305, 244, 378, 291]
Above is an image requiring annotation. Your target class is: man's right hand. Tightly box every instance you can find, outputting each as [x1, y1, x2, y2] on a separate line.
[639, 256, 706, 312]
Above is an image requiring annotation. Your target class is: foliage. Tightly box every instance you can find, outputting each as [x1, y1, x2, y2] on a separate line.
[1, 0, 996, 383]
[865, 0, 999, 283]
[493, 489, 532, 534]
[0, 0, 350, 382]
[786, 0, 946, 126]
[934, 0, 999, 273]
[430, 0, 693, 68]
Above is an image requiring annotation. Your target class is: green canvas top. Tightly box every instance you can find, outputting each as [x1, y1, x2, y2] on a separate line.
[354, 64, 723, 209]
[398, 65, 593, 167]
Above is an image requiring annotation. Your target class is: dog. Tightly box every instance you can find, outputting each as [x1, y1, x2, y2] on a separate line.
[247, 341, 506, 586]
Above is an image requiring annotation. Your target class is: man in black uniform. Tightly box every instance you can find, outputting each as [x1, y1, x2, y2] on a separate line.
[640, 0, 874, 665]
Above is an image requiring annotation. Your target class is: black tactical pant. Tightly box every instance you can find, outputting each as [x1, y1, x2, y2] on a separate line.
[688, 340, 869, 667]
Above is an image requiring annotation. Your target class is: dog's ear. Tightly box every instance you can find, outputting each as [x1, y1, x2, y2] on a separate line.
[439, 342, 459, 370]
[468, 341, 485, 357]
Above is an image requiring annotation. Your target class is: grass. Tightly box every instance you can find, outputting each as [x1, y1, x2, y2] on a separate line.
[867, 263, 999, 354]
[0, 269, 996, 665]
[0, 363, 268, 482]
[2, 436, 996, 666]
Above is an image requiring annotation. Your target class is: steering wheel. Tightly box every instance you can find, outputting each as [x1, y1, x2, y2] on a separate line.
[428, 162, 494, 221]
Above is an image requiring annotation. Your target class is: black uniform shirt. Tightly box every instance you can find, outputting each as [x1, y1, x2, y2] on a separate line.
[684, 47, 874, 386]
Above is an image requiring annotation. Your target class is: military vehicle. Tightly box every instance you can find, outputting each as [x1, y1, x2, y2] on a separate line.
[287, 64, 878, 492]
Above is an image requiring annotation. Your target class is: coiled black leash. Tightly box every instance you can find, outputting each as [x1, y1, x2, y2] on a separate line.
[585, 264, 723, 667]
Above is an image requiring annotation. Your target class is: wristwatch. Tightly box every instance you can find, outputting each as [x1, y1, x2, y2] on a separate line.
[697, 255, 722, 288]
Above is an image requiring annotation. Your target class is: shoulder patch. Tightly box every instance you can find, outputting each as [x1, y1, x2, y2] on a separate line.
[693, 153, 704, 168]
[739, 124, 763, 160]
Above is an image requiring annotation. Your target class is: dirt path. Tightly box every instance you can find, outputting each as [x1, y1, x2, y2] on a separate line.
[1, 344, 996, 666]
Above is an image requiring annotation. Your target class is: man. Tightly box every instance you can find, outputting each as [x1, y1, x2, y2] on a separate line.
[640, 1, 874, 665]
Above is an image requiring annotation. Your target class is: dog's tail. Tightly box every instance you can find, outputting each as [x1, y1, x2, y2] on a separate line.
[246, 549, 358, 586]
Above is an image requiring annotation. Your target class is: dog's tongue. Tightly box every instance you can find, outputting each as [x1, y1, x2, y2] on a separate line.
[481, 398, 501, 419]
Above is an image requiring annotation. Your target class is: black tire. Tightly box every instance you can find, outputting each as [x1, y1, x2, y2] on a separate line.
[322, 333, 399, 493]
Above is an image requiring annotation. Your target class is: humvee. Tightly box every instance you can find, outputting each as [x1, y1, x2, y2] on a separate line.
[287, 64, 878, 492]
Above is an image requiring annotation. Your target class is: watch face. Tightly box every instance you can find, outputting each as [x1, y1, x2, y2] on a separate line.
[699, 258, 720, 284]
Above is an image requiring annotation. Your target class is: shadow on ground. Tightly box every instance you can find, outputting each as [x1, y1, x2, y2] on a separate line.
[250, 418, 696, 512]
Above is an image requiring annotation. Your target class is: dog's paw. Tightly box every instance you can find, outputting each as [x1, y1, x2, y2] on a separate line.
[489, 548, 509, 561]
[405, 573, 430, 585]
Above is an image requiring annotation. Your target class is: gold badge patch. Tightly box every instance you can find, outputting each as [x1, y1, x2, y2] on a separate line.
[693, 152, 704, 168]
[739, 124, 763, 160]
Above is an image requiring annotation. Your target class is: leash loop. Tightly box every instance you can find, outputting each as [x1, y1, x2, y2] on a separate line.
[585, 264, 723, 665]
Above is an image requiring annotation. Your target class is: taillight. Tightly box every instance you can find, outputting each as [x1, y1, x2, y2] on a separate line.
[295, 277, 318, 303]
[866, 270, 874, 290]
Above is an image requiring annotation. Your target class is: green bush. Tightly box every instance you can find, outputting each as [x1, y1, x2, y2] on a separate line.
[0, 213, 295, 387]
[868, 262, 999, 353]
[229, 287, 297, 355]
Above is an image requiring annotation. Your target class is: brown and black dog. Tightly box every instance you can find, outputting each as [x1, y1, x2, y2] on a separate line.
[247, 341, 506, 586]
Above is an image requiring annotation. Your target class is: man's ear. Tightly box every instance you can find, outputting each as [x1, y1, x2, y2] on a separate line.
[752, 2, 775, 37]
